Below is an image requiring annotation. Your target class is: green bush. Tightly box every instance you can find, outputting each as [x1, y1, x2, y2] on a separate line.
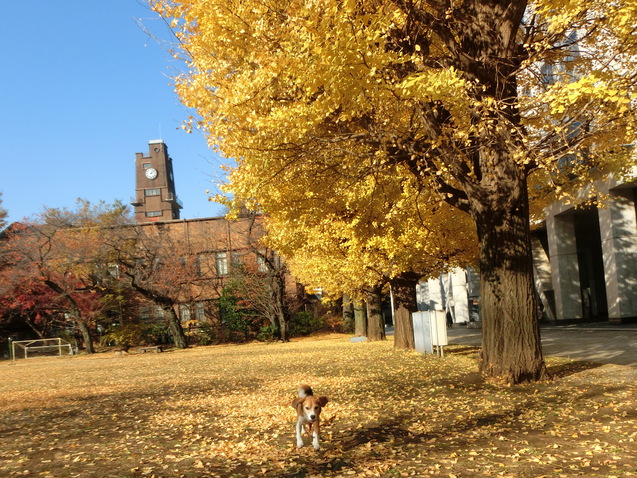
[257, 324, 276, 342]
[219, 288, 262, 339]
[143, 323, 171, 345]
[289, 311, 324, 337]
[194, 324, 220, 345]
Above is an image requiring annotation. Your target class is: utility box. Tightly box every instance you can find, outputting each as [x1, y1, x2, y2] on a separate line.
[412, 310, 448, 355]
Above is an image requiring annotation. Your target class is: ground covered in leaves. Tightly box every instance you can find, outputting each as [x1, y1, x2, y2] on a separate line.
[0, 334, 636, 478]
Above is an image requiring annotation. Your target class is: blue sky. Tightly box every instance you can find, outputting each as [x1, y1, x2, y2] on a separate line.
[1, 0, 229, 225]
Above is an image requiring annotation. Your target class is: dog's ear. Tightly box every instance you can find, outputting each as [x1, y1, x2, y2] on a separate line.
[318, 396, 329, 407]
[292, 397, 304, 408]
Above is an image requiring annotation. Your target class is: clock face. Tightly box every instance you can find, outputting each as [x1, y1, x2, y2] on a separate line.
[145, 168, 158, 180]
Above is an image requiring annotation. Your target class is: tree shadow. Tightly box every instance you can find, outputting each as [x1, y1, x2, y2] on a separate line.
[446, 345, 481, 356]
[546, 360, 602, 379]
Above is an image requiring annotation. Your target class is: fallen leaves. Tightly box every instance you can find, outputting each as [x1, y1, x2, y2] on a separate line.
[0, 335, 636, 477]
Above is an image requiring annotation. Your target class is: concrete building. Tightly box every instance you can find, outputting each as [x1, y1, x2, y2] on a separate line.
[418, 174, 637, 326]
[535, 175, 637, 324]
[416, 268, 480, 326]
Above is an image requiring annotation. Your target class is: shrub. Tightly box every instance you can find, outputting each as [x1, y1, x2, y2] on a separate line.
[219, 288, 262, 339]
[257, 324, 276, 342]
[191, 323, 223, 345]
[143, 323, 172, 345]
[289, 311, 324, 337]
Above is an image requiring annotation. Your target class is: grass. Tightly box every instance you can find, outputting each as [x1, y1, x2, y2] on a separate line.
[0, 334, 636, 477]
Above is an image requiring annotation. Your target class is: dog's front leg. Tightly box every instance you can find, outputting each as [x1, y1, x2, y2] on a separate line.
[312, 420, 321, 450]
[295, 417, 305, 448]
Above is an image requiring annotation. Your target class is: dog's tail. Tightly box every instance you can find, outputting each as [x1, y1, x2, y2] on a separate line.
[298, 384, 313, 398]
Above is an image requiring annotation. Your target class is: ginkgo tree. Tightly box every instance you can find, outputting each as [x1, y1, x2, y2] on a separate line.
[260, 160, 477, 347]
[153, 0, 637, 383]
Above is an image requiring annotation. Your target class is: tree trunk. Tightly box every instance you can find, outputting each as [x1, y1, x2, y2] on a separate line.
[353, 299, 367, 337]
[275, 273, 290, 341]
[277, 306, 289, 342]
[76, 319, 95, 354]
[365, 287, 386, 341]
[442, 0, 545, 384]
[43, 279, 95, 353]
[24, 317, 45, 339]
[165, 307, 188, 349]
[390, 272, 420, 349]
[265, 273, 289, 341]
[342, 294, 355, 333]
[471, 185, 547, 384]
[270, 313, 282, 340]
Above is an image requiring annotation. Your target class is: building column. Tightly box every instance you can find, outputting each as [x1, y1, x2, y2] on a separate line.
[546, 212, 582, 320]
[599, 188, 637, 323]
[429, 276, 445, 310]
[531, 236, 556, 320]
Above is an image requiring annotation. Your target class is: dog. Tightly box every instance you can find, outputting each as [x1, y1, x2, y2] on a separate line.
[292, 384, 329, 450]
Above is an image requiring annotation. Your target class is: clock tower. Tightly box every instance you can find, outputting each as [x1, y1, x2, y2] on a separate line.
[131, 140, 182, 222]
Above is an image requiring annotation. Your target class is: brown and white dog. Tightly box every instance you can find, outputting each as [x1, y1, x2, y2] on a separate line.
[292, 385, 329, 450]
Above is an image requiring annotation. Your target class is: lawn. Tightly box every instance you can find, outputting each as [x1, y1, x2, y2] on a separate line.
[0, 334, 635, 478]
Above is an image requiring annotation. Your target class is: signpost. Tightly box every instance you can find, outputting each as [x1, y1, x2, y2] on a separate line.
[412, 310, 448, 356]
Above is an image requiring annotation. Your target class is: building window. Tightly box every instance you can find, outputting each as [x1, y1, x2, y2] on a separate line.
[179, 304, 191, 323]
[143, 163, 152, 169]
[195, 302, 206, 321]
[152, 306, 165, 321]
[144, 188, 161, 196]
[216, 251, 228, 275]
[188, 254, 202, 277]
[257, 254, 268, 273]
[231, 251, 242, 268]
[140, 306, 151, 322]
[146, 211, 162, 218]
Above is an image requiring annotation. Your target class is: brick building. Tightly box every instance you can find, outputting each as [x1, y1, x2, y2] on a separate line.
[131, 140, 182, 222]
[0, 142, 302, 347]
[123, 140, 302, 330]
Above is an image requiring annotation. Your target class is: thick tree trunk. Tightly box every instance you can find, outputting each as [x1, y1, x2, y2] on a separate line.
[127, 280, 188, 349]
[365, 287, 386, 341]
[447, 0, 544, 384]
[165, 307, 188, 349]
[390, 272, 420, 349]
[76, 319, 95, 354]
[263, 281, 281, 339]
[471, 186, 547, 384]
[342, 294, 355, 333]
[353, 299, 367, 337]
